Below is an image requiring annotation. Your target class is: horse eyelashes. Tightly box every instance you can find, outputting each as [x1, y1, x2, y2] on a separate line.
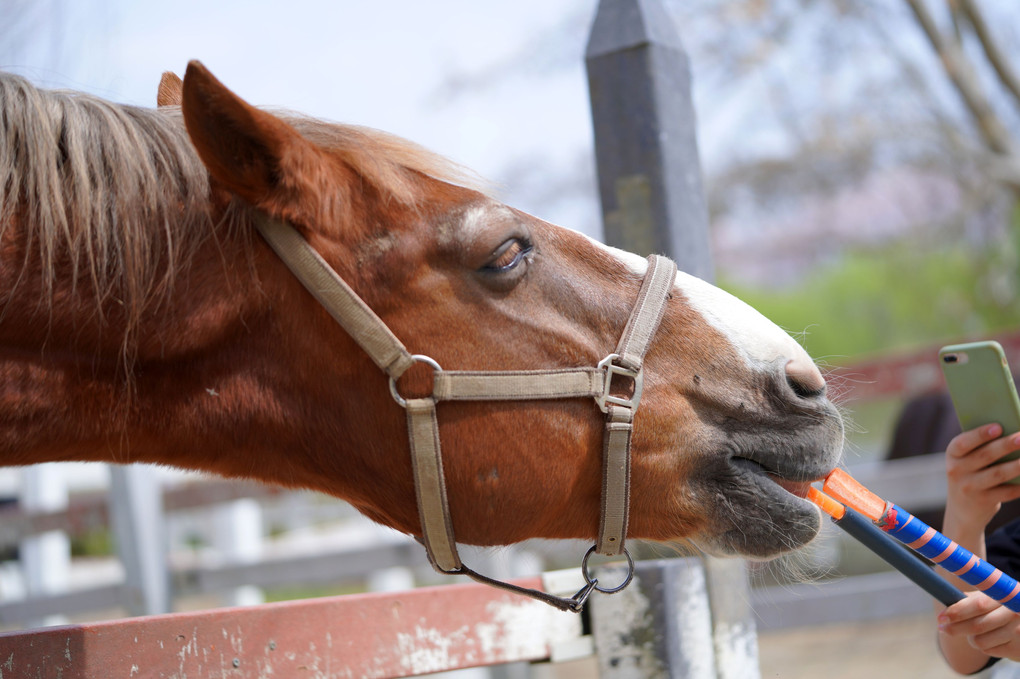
[485, 238, 532, 272]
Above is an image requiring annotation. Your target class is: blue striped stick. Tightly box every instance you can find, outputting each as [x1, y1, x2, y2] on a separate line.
[878, 503, 1020, 612]
[824, 469, 1020, 613]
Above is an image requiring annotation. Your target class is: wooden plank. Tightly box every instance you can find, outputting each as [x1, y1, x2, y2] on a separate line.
[0, 478, 284, 546]
[0, 544, 426, 628]
[172, 541, 426, 595]
[0, 584, 127, 624]
[850, 454, 947, 512]
[0, 578, 583, 678]
[828, 329, 1020, 402]
[161, 478, 284, 512]
[0, 493, 109, 546]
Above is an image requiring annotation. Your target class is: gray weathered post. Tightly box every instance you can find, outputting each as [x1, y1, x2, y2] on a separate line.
[590, 559, 717, 677]
[586, 1, 759, 677]
[109, 465, 170, 616]
[586, 0, 712, 280]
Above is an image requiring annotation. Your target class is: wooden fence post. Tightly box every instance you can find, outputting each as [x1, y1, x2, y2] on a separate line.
[213, 498, 265, 607]
[590, 559, 716, 677]
[703, 557, 760, 679]
[20, 464, 70, 627]
[586, 0, 712, 280]
[108, 465, 170, 616]
[586, 1, 759, 676]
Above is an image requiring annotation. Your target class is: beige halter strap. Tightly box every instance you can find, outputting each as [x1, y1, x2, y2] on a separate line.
[255, 214, 677, 611]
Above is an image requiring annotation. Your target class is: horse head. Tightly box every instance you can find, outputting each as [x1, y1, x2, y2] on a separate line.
[0, 63, 842, 565]
[175, 62, 842, 560]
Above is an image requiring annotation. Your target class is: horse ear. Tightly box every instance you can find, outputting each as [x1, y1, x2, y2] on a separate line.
[157, 71, 183, 107]
[181, 60, 326, 220]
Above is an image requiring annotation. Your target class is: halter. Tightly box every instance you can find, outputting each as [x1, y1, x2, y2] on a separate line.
[255, 214, 677, 612]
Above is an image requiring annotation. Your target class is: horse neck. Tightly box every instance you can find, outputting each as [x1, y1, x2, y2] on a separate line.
[0, 204, 411, 512]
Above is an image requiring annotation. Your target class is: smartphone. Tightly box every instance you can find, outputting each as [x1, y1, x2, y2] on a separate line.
[940, 341, 1020, 483]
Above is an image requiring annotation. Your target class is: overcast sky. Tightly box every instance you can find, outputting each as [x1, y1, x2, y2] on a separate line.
[4, 0, 788, 245]
[5, 0, 614, 234]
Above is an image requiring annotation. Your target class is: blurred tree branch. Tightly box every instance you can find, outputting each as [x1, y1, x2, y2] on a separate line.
[678, 0, 1020, 225]
[905, 0, 1016, 158]
[957, 0, 1020, 110]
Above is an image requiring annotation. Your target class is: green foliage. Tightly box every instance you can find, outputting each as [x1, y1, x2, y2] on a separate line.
[722, 228, 1020, 362]
[263, 583, 362, 603]
[70, 528, 113, 557]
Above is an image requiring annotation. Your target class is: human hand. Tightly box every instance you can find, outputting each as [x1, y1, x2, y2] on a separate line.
[944, 425, 1020, 538]
[939, 590, 1020, 661]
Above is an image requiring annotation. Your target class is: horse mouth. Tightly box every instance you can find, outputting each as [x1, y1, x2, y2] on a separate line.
[731, 457, 818, 499]
[702, 455, 833, 558]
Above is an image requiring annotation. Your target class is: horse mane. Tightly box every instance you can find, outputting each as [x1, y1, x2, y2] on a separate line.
[0, 72, 213, 326]
[0, 72, 477, 348]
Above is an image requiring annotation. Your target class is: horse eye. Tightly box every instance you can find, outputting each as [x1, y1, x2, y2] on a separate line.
[483, 238, 532, 273]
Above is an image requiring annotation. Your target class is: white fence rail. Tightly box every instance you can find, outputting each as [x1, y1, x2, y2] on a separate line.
[0, 453, 954, 637]
[0, 468, 432, 626]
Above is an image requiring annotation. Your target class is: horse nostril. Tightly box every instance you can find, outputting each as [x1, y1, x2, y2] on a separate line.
[785, 358, 826, 399]
[787, 375, 826, 399]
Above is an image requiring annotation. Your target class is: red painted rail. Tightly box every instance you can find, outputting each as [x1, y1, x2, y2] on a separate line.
[0, 578, 582, 678]
[828, 330, 1020, 402]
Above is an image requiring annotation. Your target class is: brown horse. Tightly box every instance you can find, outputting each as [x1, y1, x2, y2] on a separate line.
[0, 62, 841, 573]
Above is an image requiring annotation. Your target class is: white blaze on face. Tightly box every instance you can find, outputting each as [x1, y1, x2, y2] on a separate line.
[592, 239, 824, 389]
[458, 205, 490, 246]
[451, 203, 516, 251]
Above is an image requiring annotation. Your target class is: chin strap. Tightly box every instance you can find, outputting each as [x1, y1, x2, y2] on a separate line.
[255, 213, 676, 611]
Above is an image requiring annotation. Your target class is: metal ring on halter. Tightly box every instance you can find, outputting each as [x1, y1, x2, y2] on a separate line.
[580, 544, 635, 594]
[389, 354, 443, 408]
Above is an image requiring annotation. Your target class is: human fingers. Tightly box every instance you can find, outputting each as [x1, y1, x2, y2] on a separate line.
[939, 602, 1020, 657]
[944, 458, 1020, 532]
[939, 591, 1000, 630]
[976, 433, 1020, 469]
[947, 424, 1003, 459]
[961, 606, 1020, 661]
[960, 454, 1020, 495]
[947, 425, 1005, 464]
[973, 621, 1020, 660]
[987, 478, 1020, 506]
[948, 430, 1020, 479]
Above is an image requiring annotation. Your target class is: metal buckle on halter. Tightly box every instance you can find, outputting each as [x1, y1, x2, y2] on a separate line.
[595, 354, 643, 413]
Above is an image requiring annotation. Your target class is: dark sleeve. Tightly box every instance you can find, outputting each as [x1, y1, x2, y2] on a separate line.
[985, 518, 1020, 575]
[888, 392, 962, 460]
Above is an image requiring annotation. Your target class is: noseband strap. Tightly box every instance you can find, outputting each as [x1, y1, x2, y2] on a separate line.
[255, 214, 677, 611]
